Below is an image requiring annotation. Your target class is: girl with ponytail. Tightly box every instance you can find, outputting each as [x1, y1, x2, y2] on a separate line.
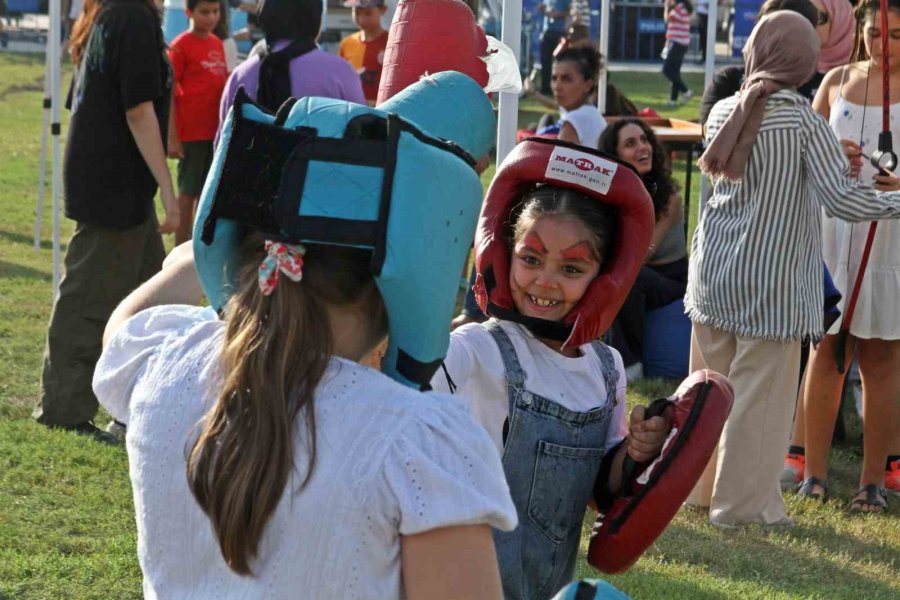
[92, 237, 516, 597]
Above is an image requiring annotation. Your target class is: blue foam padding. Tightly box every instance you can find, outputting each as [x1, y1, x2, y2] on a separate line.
[552, 579, 630, 600]
[194, 72, 493, 389]
[642, 297, 691, 380]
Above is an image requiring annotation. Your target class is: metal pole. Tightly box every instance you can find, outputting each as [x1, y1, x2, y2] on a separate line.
[699, 0, 719, 218]
[49, 0, 63, 297]
[34, 50, 52, 250]
[597, 0, 610, 114]
[496, 0, 522, 165]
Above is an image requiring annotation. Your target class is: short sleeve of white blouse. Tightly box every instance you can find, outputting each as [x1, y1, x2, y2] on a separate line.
[558, 104, 607, 149]
[92, 305, 517, 599]
[431, 319, 628, 456]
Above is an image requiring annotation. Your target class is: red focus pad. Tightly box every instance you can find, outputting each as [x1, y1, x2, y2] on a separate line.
[474, 137, 654, 348]
[588, 370, 734, 573]
[376, 0, 489, 104]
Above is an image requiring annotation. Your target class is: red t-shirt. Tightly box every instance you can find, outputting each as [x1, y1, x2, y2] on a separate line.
[339, 31, 388, 103]
[168, 31, 228, 142]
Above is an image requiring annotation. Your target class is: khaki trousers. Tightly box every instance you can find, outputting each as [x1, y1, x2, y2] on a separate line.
[685, 322, 801, 525]
[35, 216, 165, 427]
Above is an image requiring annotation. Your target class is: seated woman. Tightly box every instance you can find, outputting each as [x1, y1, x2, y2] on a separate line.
[599, 118, 687, 379]
[523, 46, 607, 148]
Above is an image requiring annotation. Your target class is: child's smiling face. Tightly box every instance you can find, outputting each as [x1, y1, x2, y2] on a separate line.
[509, 215, 602, 322]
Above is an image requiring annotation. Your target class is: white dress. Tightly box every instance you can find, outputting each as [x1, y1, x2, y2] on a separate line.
[93, 305, 517, 599]
[827, 94, 900, 338]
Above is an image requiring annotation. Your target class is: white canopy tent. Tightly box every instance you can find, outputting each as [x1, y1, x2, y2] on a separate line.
[496, 0, 718, 165]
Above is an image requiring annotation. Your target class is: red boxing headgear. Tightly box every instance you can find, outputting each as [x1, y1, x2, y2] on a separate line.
[473, 138, 654, 347]
[376, 0, 490, 104]
[588, 370, 734, 573]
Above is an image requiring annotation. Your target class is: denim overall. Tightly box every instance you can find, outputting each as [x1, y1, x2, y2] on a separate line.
[486, 321, 618, 600]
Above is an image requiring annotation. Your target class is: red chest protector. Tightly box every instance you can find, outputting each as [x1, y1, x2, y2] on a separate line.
[588, 370, 734, 573]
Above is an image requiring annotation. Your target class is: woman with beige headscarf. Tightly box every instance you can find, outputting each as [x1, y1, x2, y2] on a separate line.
[686, 11, 900, 528]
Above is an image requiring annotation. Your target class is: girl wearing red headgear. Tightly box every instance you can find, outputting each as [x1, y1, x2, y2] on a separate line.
[432, 185, 671, 600]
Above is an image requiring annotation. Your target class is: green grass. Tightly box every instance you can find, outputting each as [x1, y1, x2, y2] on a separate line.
[1, 54, 898, 599]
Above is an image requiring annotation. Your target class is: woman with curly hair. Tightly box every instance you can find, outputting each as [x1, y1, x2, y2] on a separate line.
[599, 118, 686, 378]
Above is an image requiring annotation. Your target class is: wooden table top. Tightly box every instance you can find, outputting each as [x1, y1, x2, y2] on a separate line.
[605, 116, 704, 144]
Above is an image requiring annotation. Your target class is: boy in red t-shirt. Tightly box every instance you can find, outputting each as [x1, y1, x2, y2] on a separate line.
[338, 0, 388, 105]
[167, 0, 229, 244]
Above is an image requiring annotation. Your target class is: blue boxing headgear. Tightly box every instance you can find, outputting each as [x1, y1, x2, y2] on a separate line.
[194, 71, 495, 390]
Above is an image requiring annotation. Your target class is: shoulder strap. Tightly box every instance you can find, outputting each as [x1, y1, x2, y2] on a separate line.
[590, 340, 620, 406]
[484, 320, 526, 389]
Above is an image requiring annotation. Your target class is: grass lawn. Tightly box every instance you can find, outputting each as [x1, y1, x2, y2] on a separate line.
[1, 54, 898, 599]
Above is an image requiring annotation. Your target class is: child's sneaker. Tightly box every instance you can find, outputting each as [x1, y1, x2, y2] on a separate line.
[781, 451, 805, 491]
[680, 90, 694, 104]
[664, 100, 678, 108]
[885, 459, 900, 496]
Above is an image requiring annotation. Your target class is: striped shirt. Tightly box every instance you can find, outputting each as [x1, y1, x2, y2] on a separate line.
[666, 3, 692, 46]
[571, 0, 591, 27]
[686, 90, 900, 342]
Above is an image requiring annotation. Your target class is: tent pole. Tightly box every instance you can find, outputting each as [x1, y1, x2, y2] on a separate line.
[597, 0, 610, 114]
[34, 50, 52, 251]
[49, 0, 63, 298]
[496, 0, 522, 165]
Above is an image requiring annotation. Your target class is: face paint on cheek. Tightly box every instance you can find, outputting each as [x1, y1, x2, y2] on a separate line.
[560, 241, 593, 262]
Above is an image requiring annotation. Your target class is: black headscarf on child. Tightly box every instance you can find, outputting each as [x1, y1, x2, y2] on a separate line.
[255, 0, 323, 112]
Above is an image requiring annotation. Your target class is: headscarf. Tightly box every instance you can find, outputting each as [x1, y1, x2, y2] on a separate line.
[818, 0, 855, 72]
[255, 0, 322, 112]
[698, 12, 819, 181]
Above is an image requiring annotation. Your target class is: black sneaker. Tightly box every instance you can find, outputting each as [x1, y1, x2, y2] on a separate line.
[64, 422, 122, 445]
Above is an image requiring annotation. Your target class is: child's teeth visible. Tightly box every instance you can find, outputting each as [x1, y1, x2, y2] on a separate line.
[530, 295, 555, 307]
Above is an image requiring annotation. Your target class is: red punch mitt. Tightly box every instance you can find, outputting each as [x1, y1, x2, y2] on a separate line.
[376, 0, 490, 104]
[588, 369, 734, 573]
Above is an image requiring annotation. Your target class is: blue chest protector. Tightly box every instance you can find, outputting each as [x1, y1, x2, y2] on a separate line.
[193, 72, 495, 389]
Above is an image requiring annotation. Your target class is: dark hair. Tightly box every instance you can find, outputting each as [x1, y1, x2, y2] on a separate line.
[599, 118, 678, 222]
[187, 0, 219, 12]
[257, 0, 322, 41]
[70, 0, 161, 65]
[757, 0, 819, 26]
[508, 185, 617, 266]
[553, 46, 604, 93]
[852, 0, 900, 61]
[675, 0, 694, 14]
[187, 234, 387, 576]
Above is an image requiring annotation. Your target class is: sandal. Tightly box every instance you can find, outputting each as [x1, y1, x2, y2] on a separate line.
[797, 476, 828, 502]
[847, 484, 888, 514]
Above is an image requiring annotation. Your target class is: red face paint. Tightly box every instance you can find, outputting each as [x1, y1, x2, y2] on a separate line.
[521, 233, 547, 254]
[560, 241, 593, 262]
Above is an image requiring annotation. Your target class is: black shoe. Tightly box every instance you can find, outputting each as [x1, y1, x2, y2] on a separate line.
[63, 421, 122, 445]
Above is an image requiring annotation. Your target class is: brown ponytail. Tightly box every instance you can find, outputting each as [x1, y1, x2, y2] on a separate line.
[187, 235, 386, 575]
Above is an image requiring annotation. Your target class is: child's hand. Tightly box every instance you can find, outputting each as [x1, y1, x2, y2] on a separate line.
[625, 404, 673, 464]
[167, 136, 184, 160]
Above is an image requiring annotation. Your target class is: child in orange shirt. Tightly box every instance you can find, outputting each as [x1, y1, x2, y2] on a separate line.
[338, 0, 389, 105]
[167, 0, 229, 244]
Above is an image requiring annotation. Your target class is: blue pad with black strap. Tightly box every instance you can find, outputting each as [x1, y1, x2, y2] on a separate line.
[193, 72, 494, 389]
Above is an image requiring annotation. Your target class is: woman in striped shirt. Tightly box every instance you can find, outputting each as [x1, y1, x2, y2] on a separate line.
[663, 0, 694, 106]
[686, 11, 900, 528]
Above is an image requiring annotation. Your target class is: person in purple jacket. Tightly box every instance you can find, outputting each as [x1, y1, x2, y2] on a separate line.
[218, 0, 365, 134]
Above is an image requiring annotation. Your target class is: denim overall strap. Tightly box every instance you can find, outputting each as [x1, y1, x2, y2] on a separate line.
[485, 320, 526, 404]
[590, 340, 619, 408]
